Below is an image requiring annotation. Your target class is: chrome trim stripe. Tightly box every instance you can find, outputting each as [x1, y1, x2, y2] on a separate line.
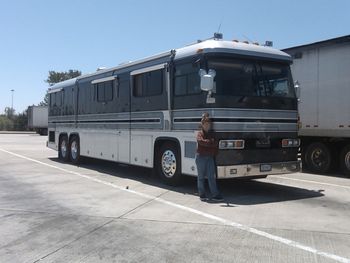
[49, 118, 160, 124]
[173, 123, 298, 132]
[91, 76, 117, 84]
[217, 161, 300, 179]
[173, 118, 297, 123]
[173, 109, 297, 119]
[172, 108, 298, 113]
[47, 88, 63, 94]
[130, 63, 166, 75]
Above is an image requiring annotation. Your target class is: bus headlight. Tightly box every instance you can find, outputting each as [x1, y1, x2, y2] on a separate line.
[219, 140, 245, 150]
[282, 139, 300, 148]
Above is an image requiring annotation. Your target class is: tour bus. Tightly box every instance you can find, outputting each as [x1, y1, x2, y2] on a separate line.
[47, 34, 300, 185]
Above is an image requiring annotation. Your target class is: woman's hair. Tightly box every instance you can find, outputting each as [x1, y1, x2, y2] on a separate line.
[201, 112, 211, 125]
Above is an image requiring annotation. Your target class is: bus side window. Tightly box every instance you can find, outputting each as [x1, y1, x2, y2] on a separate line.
[95, 81, 114, 102]
[174, 63, 200, 96]
[97, 82, 105, 102]
[133, 69, 163, 97]
[131, 68, 167, 111]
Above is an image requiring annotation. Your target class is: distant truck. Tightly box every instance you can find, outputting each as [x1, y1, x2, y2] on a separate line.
[27, 106, 48, 135]
[283, 35, 350, 176]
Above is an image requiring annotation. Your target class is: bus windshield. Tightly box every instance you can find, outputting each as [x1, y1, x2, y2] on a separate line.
[208, 58, 295, 98]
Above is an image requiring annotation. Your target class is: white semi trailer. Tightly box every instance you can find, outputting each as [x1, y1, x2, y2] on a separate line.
[283, 35, 350, 176]
[28, 106, 48, 135]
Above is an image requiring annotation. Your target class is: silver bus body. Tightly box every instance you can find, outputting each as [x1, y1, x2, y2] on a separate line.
[47, 37, 300, 183]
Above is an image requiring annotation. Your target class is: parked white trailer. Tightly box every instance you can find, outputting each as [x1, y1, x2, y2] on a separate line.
[28, 106, 48, 135]
[283, 35, 350, 176]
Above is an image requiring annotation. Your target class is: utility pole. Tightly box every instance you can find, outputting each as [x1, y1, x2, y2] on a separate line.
[10, 89, 14, 116]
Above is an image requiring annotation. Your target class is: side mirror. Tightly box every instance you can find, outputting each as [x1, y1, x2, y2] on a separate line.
[294, 81, 301, 99]
[199, 69, 216, 92]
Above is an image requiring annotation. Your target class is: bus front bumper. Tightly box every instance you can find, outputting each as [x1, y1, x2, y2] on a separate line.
[217, 161, 300, 179]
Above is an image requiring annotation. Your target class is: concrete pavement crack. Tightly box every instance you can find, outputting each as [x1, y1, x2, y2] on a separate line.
[0, 207, 121, 220]
[31, 219, 114, 263]
[2, 206, 350, 237]
[117, 190, 171, 219]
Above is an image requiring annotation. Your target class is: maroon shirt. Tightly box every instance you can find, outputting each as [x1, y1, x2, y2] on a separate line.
[196, 130, 218, 156]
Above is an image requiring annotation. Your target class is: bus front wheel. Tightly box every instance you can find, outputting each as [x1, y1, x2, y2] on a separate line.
[157, 142, 183, 186]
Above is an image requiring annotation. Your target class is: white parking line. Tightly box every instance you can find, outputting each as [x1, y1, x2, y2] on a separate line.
[272, 176, 350, 190]
[1, 148, 349, 263]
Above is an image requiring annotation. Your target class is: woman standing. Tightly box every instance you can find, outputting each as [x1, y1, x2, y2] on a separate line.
[195, 113, 223, 202]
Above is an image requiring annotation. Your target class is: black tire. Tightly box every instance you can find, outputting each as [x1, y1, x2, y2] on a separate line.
[339, 144, 350, 177]
[305, 142, 332, 174]
[301, 148, 309, 171]
[69, 135, 81, 164]
[42, 129, 48, 136]
[38, 128, 47, 136]
[58, 136, 70, 162]
[156, 142, 183, 186]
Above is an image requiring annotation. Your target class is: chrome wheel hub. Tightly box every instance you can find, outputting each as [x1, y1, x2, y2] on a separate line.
[71, 141, 78, 160]
[345, 151, 350, 170]
[61, 140, 67, 158]
[161, 150, 176, 178]
[311, 148, 326, 168]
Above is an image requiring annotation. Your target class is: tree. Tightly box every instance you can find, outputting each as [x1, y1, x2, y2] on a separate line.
[13, 111, 28, 131]
[0, 115, 14, 131]
[4, 107, 15, 119]
[38, 95, 49, 106]
[45, 69, 82, 86]
[40, 69, 82, 106]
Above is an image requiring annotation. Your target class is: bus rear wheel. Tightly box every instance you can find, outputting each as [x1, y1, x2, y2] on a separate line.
[69, 136, 81, 164]
[157, 142, 183, 186]
[59, 136, 70, 162]
[340, 144, 350, 177]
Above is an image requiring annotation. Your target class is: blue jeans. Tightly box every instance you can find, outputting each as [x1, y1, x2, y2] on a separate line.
[195, 154, 220, 197]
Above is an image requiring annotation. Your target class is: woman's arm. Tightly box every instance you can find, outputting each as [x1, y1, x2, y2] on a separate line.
[197, 131, 216, 147]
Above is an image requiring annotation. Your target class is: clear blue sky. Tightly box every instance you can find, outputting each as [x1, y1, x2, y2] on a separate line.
[0, 0, 349, 113]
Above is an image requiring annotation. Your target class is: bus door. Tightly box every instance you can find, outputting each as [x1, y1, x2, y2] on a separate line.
[130, 64, 168, 167]
[116, 73, 131, 163]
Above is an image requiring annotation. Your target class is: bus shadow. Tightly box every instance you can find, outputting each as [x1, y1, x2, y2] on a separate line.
[49, 157, 324, 206]
[217, 179, 324, 206]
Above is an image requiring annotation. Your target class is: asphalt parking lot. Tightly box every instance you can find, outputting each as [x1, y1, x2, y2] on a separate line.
[0, 134, 350, 263]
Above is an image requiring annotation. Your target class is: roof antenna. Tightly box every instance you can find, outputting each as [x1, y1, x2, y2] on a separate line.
[217, 21, 222, 34]
[214, 19, 224, 40]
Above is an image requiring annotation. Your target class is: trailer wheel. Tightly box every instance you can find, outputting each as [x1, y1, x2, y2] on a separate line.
[58, 136, 70, 162]
[69, 136, 81, 164]
[305, 142, 331, 174]
[41, 129, 48, 136]
[157, 142, 183, 186]
[340, 144, 350, 177]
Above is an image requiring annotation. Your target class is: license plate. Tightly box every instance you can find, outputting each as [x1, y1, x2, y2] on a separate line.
[260, 164, 272, 172]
